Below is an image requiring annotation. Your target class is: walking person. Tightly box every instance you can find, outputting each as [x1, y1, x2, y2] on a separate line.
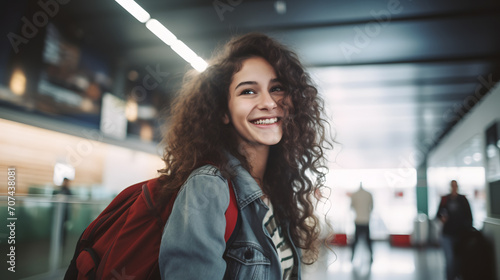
[436, 180, 473, 280]
[350, 182, 374, 263]
[53, 177, 73, 247]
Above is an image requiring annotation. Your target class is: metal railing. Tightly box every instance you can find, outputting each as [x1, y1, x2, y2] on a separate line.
[0, 195, 111, 280]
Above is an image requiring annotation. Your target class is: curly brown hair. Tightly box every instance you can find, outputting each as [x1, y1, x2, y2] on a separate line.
[158, 32, 331, 264]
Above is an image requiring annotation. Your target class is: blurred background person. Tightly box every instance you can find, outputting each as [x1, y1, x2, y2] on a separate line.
[350, 182, 374, 263]
[53, 178, 73, 196]
[53, 178, 73, 247]
[436, 180, 473, 280]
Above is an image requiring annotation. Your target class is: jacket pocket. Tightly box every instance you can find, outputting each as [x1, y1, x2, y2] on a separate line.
[225, 244, 270, 279]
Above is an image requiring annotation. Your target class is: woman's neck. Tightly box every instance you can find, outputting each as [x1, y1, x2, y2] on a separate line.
[239, 144, 269, 189]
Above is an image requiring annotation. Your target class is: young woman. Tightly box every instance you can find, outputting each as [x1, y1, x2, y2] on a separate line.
[158, 33, 331, 280]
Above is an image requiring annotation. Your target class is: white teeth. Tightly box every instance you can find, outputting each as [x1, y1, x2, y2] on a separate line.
[252, 117, 278, 125]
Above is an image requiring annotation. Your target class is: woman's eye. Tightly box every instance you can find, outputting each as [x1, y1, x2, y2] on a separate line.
[271, 86, 284, 93]
[241, 89, 256, 95]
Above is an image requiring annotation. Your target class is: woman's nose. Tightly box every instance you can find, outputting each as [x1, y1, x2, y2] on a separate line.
[258, 91, 278, 110]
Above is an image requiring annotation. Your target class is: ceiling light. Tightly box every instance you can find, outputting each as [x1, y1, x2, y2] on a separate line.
[128, 70, 139, 81]
[472, 152, 482, 162]
[190, 57, 208, 72]
[463, 156, 472, 165]
[115, 0, 150, 23]
[80, 98, 94, 112]
[274, 1, 287, 15]
[10, 68, 26, 95]
[171, 40, 198, 63]
[115, 3, 207, 72]
[126, 100, 138, 122]
[170, 40, 208, 72]
[146, 19, 177, 46]
[140, 122, 154, 141]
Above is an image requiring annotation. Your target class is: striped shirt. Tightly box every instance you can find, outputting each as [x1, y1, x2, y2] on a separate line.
[262, 198, 294, 279]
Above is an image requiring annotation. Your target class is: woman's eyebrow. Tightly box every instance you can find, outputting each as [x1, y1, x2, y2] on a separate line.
[234, 78, 280, 90]
[235, 81, 257, 90]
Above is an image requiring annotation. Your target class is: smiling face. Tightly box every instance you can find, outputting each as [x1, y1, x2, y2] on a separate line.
[224, 56, 286, 149]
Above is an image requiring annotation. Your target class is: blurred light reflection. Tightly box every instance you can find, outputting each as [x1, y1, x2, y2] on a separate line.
[10, 68, 26, 95]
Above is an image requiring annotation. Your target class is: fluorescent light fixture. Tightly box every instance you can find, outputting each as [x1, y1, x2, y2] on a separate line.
[274, 1, 287, 15]
[171, 40, 198, 63]
[146, 19, 177, 46]
[190, 57, 208, 72]
[115, 3, 207, 72]
[115, 0, 150, 23]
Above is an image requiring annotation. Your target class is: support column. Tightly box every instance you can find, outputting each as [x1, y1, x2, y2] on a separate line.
[416, 162, 428, 215]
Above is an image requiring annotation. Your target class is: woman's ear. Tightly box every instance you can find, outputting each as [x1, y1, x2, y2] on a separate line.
[223, 114, 230, 124]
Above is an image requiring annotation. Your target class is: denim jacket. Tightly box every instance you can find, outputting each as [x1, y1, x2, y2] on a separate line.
[159, 155, 301, 279]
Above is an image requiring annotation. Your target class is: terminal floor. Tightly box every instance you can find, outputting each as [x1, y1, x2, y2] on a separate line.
[302, 241, 445, 280]
[15, 240, 445, 280]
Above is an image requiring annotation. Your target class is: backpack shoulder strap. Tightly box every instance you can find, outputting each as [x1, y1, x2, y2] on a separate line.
[147, 172, 238, 243]
[224, 180, 238, 242]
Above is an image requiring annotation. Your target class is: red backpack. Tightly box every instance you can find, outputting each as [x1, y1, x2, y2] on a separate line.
[64, 177, 238, 280]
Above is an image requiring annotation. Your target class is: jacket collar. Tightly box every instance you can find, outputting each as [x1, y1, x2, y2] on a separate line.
[226, 152, 263, 209]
